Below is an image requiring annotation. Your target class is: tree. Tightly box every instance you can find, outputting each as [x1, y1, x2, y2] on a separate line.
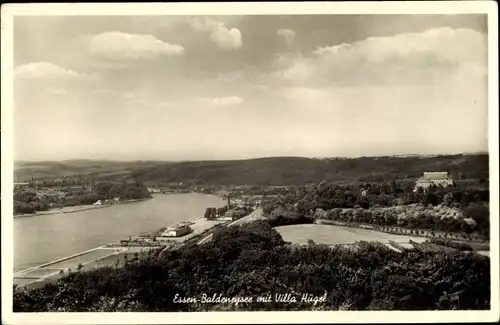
[13, 219, 491, 312]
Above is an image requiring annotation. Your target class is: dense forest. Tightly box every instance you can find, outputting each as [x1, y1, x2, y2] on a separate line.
[13, 220, 490, 311]
[14, 180, 152, 214]
[15, 154, 489, 186]
[262, 179, 490, 238]
[128, 154, 488, 185]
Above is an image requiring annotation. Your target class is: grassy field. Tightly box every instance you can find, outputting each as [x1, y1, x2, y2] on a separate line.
[275, 224, 426, 246]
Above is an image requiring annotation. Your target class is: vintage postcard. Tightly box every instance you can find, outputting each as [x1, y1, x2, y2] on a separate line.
[1, 1, 498, 324]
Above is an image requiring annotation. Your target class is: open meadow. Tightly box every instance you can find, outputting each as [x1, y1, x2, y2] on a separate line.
[275, 224, 426, 246]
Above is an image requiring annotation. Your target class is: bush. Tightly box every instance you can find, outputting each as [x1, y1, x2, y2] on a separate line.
[429, 238, 474, 251]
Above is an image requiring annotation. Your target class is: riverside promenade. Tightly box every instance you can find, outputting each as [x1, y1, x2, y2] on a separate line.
[13, 246, 126, 287]
[13, 213, 234, 289]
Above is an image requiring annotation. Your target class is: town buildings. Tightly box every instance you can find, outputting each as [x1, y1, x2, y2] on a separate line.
[14, 182, 30, 189]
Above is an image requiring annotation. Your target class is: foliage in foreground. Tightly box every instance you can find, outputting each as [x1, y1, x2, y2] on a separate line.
[14, 221, 490, 312]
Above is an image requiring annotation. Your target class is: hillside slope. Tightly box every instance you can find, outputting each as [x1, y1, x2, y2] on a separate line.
[14, 154, 488, 186]
[14, 160, 166, 181]
[128, 154, 489, 185]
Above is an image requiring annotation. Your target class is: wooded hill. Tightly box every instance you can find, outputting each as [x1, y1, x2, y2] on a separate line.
[14, 160, 165, 181]
[15, 154, 489, 186]
[128, 154, 489, 185]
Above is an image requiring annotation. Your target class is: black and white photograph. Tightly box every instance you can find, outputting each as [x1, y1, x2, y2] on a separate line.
[1, 1, 498, 323]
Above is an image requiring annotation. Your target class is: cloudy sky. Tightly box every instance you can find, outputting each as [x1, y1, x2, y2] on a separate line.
[13, 14, 488, 161]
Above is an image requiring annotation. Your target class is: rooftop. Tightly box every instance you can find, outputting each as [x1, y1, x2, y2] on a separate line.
[165, 224, 191, 231]
[463, 218, 477, 226]
[423, 172, 449, 180]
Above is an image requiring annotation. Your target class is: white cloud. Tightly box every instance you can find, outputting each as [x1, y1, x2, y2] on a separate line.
[14, 62, 80, 80]
[191, 18, 242, 50]
[277, 28, 296, 48]
[314, 27, 484, 66]
[87, 32, 185, 61]
[201, 96, 244, 106]
[275, 27, 486, 86]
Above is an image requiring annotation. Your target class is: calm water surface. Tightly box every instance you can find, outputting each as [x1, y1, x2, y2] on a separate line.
[14, 193, 225, 271]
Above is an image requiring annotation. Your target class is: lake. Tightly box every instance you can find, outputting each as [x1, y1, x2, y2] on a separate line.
[14, 193, 225, 271]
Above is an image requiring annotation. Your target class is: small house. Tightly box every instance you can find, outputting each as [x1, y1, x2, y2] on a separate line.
[93, 200, 102, 206]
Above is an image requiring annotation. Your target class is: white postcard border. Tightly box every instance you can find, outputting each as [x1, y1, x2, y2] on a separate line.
[1, 1, 498, 324]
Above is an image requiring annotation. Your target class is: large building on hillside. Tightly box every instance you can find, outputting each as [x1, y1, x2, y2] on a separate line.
[414, 172, 454, 191]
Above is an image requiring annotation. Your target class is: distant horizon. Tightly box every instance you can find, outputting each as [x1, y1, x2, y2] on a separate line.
[14, 150, 489, 164]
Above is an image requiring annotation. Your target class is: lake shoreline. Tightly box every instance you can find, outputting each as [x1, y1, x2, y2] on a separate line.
[14, 198, 230, 289]
[14, 193, 225, 276]
[13, 197, 152, 218]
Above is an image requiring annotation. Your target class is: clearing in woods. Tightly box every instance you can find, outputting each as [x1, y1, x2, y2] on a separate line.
[275, 224, 426, 246]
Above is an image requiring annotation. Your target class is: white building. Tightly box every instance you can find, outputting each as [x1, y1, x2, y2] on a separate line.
[93, 200, 102, 206]
[414, 172, 454, 191]
[161, 225, 192, 237]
